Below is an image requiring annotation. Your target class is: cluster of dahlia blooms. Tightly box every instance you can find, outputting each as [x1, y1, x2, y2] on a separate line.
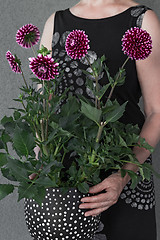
[65, 27, 152, 61]
[6, 24, 152, 81]
[6, 23, 59, 81]
[1, 22, 156, 204]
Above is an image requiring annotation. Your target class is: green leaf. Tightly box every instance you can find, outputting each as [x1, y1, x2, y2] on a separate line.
[143, 168, 151, 181]
[75, 93, 93, 106]
[114, 68, 126, 86]
[80, 100, 102, 125]
[100, 55, 106, 63]
[142, 162, 160, 179]
[86, 77, 96, 94]
[1, 116, 13, 126]
[50, 122, 73, 138]
[1, 168, 18, 181]
[13, 111, 21, 120]
[37, 45, 52, 56]
[139, 167, 145, 181]
[118, 135, 127, 147]
[41, 161, 63, 175]
[14, 54, 21, 66]
[102, 99, 118, 114]
[91, 58, 103, 76]
[105, 101, 128, 123]
[0, 139, 4, 149]
[103, 63, 114, 85]
[0, 184, 14, 200]
[68, 164, 77, 178]
[8, 107, 25, 113]
[18, 182, 38, 202]
[7, 158, 29, 182]
[82, 69, 94, 76]
[127, 170, 139, 189]
[33, 186, 46, 207]
[138, 137, 155, 153]
[97, 83, 110, 100]
[35, 176, 58, 187]
[60, 96, 79, 117]
[59, 187, 70, 195]
[120, 169, 127, 178]
[13, 126, 35, 157]
[0, 153, 8, 167]
[1, 131, 11, 143]
[77, 182, 89, 193]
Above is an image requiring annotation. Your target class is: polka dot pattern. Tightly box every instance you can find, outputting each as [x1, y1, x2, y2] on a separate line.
[120, 154, 156, 210]
[24, 188, 101, 239]
[51, 31, 98, 102]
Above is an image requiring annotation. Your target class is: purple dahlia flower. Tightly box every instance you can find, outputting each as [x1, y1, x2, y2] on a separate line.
[121, 27, 152, 60]
[6, 51, 21, 74]
[65, 29, 90, 59]
[16, 23, 40, 48]
[29, 54, 59, 81]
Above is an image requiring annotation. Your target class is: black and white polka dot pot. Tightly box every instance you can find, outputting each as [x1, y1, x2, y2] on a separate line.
[24, 187, 101, 240]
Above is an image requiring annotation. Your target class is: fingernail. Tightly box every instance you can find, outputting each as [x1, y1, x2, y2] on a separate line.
[79, 205, 84, 208]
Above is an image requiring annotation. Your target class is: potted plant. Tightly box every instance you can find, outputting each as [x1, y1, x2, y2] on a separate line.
[0, 24, 159, 239]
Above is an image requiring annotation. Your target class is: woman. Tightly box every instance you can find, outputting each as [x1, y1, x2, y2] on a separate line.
[38, 0, 160, 239]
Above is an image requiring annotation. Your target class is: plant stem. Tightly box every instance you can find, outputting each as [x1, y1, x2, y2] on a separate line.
[106, 56, 130, 102]
[85, 55, 101, 109]
[40, 80, 48, 156]
[121, 56, 130, 69]
[40, 119, 48, 156]
[19, 66, 29, 89]
[95, 75, 101, 109]
[29, 40, 37, 58]
[96, 124, 104, 143]
[40, 119, 45, 142]
[21, 100, 26, 110]
[45, 81, 49, 141]
[53, 138, 62, 156]
[85, 55, 96, 74]
[32, 121, 41, 142]
[90, 123, 105, 163]
[107, 82, 116, 101]
[42, 80, 46, 112]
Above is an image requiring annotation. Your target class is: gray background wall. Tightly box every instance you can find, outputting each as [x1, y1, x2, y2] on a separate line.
[0, 0, 159, 239]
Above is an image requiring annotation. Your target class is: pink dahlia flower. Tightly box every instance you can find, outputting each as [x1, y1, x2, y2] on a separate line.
[121, 27, 152, 60]
[65, 29, 90, 59]
[6, 51, 21, 74]
[16, 23, 40, 48]
[29, 54, 59, 81]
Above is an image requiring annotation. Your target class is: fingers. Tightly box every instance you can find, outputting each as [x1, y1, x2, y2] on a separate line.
[79, 201, 109, 209]
[81, 192, 109, 203]
[89, 181, 106, 194]
[84, 206, 109, 217]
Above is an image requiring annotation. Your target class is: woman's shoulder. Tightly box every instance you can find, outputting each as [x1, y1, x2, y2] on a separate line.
[140, 6, 160, 34]
[39, 12, 56, 51]
[45, 12, 56, 29]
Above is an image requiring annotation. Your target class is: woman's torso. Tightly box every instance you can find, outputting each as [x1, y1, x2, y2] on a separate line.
[51, 3, 152, 129]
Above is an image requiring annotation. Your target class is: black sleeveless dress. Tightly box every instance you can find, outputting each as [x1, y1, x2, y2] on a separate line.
[51, 5, 157, 240]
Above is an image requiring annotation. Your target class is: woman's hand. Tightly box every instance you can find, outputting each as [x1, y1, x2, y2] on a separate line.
[79, 172, 127, 217]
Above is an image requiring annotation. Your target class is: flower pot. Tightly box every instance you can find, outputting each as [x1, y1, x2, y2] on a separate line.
[24, 187, 101, 239]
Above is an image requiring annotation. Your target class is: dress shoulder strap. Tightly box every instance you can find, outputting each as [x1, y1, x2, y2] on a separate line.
[129, 5, 152, 28]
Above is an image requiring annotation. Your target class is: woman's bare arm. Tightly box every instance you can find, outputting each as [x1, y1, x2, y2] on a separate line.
[118, 9, 160, 186]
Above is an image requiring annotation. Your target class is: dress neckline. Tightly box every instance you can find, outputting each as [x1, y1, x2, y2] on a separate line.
[67, 5, 142, 21]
